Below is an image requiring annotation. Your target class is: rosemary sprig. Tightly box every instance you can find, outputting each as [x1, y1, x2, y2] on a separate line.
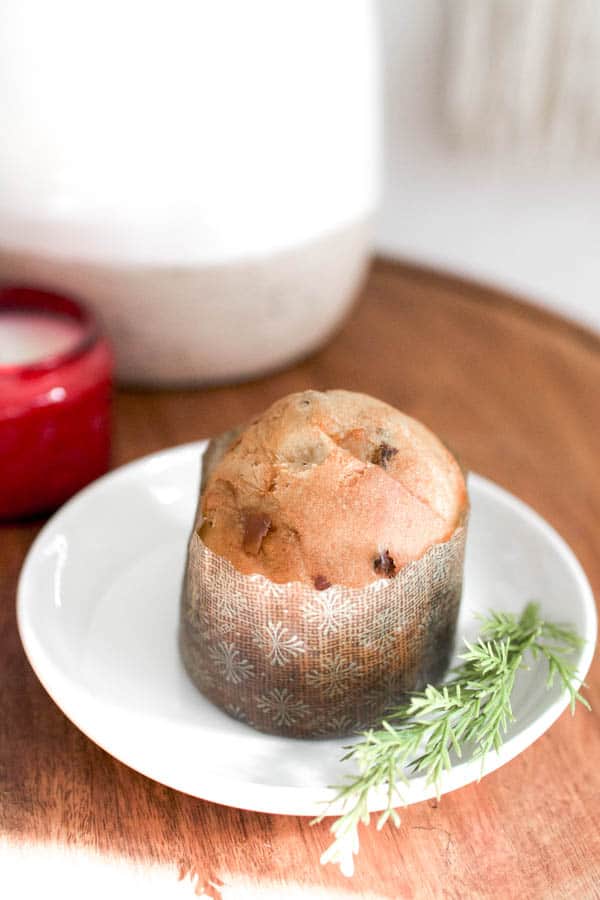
[314, 602, 589, 877]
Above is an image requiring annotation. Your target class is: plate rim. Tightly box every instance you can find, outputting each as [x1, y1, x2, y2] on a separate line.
[16, 442, 597, 816]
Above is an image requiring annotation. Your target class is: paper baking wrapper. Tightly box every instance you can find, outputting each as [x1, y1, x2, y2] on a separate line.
[180, 430, 468, 739]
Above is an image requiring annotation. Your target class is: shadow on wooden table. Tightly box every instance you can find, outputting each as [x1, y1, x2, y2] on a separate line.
[2, 626, 409, 897]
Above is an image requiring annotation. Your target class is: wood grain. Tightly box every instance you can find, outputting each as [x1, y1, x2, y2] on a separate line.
[1, 259, 599, 899]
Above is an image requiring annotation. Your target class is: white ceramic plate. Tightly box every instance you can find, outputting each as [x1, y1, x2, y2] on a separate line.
[17, 442, 596, 817]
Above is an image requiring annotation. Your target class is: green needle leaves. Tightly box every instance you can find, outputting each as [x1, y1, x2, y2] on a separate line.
[314, 602, 589, 877]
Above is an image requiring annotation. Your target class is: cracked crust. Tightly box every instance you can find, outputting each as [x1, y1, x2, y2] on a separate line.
[199, 390, 468, 588]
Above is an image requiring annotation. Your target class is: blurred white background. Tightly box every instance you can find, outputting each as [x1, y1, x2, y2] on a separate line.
[376, 0, 600, 331]
[0, 0, 379, 384]
[2, 0, 599, 388]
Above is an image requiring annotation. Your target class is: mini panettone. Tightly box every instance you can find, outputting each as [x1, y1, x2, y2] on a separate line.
[180, 390, 468, 738]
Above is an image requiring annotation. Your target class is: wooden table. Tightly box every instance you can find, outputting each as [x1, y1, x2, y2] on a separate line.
[2, 260, 599, 899]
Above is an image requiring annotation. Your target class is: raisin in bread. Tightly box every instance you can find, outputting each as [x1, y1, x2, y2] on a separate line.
[199, 389, 467, 588]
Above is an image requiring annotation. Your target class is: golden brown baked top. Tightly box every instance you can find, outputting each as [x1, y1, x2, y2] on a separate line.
[199, 390, 467, 588]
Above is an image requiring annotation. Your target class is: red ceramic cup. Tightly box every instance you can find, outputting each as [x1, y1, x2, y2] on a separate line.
[0, 287, 113, 520]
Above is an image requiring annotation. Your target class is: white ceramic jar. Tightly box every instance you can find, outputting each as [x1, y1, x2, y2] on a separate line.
[0, 0, 379, 385]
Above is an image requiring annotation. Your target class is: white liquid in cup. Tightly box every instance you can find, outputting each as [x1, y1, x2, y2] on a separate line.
[0, 311, 82, 366]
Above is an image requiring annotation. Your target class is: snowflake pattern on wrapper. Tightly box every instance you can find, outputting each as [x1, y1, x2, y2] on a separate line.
[358, 602, 404, 653]
[207, 640, 254, 684]
[256, 688, 310, 727]
[314, 714, 356, 737]
[252, 621, 305, 666]
[209, 589, 251, 635]
[185, 583, 250, 638]
[198, 607, 233, 637]
[224, 703, 256, 728]
[224, 703, 246, 720]
[251, 578, 288, 604]
[301, 590, 354, 637]
[306, 654, 363, 698]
